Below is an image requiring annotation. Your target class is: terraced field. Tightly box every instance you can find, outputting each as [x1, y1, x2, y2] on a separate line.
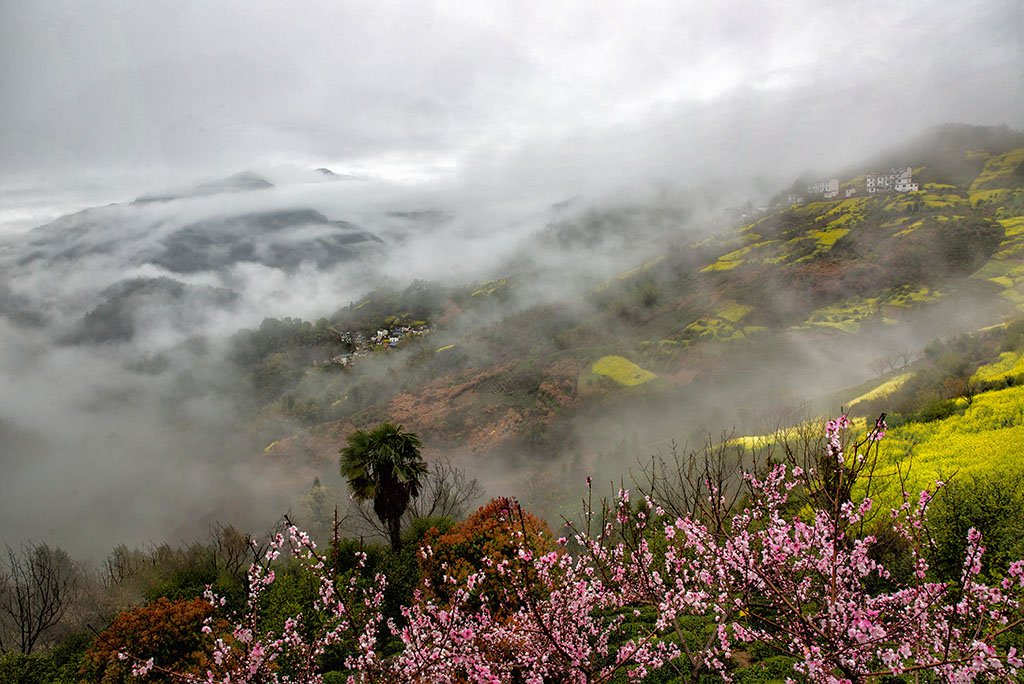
[871, 385, 1024, 508]
[586, 355, 658, 388]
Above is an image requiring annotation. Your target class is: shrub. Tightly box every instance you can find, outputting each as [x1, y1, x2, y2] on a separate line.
[928, 472, 1024, 582]
[418, 497, 552, 612]
[81, 598, 228, 683]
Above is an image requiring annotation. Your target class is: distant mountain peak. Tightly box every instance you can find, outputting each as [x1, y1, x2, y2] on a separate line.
[132, 171, 274, 204]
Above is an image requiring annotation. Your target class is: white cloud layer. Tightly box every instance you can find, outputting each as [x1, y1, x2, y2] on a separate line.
[1, 0, 1021, 199]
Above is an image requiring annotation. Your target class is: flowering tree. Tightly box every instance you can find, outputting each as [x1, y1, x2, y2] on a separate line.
[118, 415, 1024, 683]
[602, 415, 1024, 682]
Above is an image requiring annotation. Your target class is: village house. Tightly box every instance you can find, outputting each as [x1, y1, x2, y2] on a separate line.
[806, 178, 840, 199]
[867, 167, 918, 194]
[315, 322, 433, 369]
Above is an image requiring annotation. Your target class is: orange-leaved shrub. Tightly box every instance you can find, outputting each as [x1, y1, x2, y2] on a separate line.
[418, 496, 553, 613]
[81, 597, 230, 683]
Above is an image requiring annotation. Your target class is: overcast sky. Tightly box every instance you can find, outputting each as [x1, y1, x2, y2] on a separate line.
[1, 0, 1022, 208]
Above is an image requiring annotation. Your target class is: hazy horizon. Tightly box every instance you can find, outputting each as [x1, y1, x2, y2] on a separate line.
[2, 1, 1022, 232]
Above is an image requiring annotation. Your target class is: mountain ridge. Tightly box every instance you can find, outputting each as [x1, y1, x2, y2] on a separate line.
[248, 125, 1024, 513]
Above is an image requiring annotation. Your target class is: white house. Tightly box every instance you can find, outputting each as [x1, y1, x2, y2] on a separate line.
[868, 167, 917, 194]
[893, 167, 918, 192]
[807, 178, 840, 199]
[866, 172, 890, 194]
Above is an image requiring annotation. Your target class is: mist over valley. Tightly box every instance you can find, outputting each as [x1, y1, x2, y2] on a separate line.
[0, 0, 1022, 561]
[2, 123, 1024, 561]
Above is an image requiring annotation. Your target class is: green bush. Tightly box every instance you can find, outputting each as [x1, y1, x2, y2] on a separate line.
[928, 472, 1024, 583]
[145, 566, 218, 602]
[0, 631, 90, 684]
[734, 655, 797, 683]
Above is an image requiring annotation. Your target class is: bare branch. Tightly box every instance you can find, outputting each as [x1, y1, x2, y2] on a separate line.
[0, 542, 80, 654]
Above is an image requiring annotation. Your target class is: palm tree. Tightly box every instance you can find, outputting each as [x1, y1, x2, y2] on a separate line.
[340, 423, 428, 551]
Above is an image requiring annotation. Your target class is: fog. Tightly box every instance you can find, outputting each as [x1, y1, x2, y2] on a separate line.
[0, 0, 1022, 557]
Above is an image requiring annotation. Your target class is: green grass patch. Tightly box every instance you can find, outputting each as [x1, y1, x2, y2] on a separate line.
[872, 385, 1024, 509]
[994, 241, 1024, 261]
[972, 259, 1021, 282]
[848, 373, 915, 408]
[999, 216, 1024, 237]
[892, 221, 924, 238]
[999, 288, 1024, 310]
[791, 200, 832, 216]
[810, 227, 850, 251]
[718, 302, 753, 323]
[699, 237, 786, 271]
[684, 317, 744, 341]
[971, 147, 1024, 191]
[471, 279, 509, 297]
[591, 355, 658, 387]
[799, 297, 881, 334]
[922, 193, 967, 209]
[973, 351, 1024, 383]
[972, 260, 1024, 290]
[970, 188, 1013, 207]
[763, 236, 815, 265]
[823, 197, 867, 217]
[702, 257, 743, 272]
[727, 431, 794, 450]
[883, 286, 943, 308]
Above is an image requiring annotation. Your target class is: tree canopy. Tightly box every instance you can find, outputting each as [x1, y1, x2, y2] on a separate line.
[340, 423, 428, 551]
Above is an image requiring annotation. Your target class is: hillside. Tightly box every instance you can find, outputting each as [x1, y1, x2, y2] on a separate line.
[248, 125, 1024, 514]
[3, 125, 1021, 547]
[7, 125, 1024, 684]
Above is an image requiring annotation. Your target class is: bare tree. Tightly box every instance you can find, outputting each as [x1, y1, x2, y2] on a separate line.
[867, 355, 890, 377]
[631, 435, 756, 533]
[0, 543, 79, 654]
[210, 522, 251, 587]
[777, 414, 890, 537]
[406, 455, 483, 521]
[103, 543, 142, 589]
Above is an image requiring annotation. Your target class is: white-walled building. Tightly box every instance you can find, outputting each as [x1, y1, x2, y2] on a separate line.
[807, 178, 840, 199]
[893, 167, 919, 192]
[867, 167, 918, 194]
